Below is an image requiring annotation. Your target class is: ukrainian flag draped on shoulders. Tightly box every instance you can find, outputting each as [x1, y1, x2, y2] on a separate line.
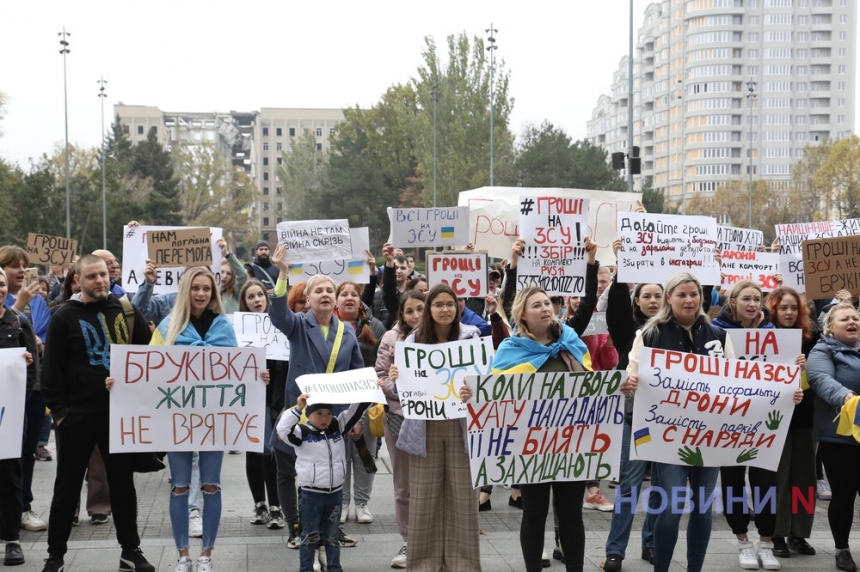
[150, 314, 237, 347]
[492, 323, 592, 374]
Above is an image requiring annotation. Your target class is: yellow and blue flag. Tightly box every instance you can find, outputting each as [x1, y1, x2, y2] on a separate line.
[347, 260, 364, 275]
[441, 226, 455, 239]
[634, 428, 652, 448]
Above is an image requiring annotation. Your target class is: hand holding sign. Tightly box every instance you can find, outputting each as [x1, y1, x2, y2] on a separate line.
[273, 244, 288, 273]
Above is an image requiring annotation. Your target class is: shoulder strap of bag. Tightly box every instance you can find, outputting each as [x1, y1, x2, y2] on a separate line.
[118, 296, 135, 334]
[326, 319, 345, 374]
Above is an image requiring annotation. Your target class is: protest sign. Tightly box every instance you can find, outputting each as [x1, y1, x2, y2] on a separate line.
[518, 196, 589, 296]
[388, 206, 470, 247]
[720, 250, 780, 290]
[582, 312, 608, 337]
[0, 349, 26, 460]
[616, 212, 720, 285]
[802, 235, 860, 300]
[296, 367, 386, 405]
[725, 329, 801, 363]
[122, 225, 223, 294]
[146, 227, 212, 269]
[109, 345, 267, 453]
[233, 312, 290, 361]
[717, 226, 764, 252]
[287, 227, 371, 285]
[276, 219, 352, 263]
[458, 187, 642, 264]
[630, 347, 798, 469]
[775, 219, 860, 293]
[26, 233, 78, 267]
[394, 337, 495, 420]
[426, 252, 488, 297]
[463, 370, 625, 486]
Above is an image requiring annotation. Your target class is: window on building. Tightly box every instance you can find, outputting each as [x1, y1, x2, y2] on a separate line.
[263, 217, 269, 226]
[263, 187, 269, 195]
[263, 172, 269, 181]
[263, 157, 269, 166]
[276, 127, 282, 136]
[276, 187, 283, 195]
[329, 127, 335, 136]
[137, 125, 144, 135]
[263, 127, 269, 136]
[289, 127, 295, 137]
[263, 142, 269, 151]
[263, 203, 269, 211]
[277, 157, 282, 165]
[315, 128, 322, 137]
[277, 202, 283, 211]
[316, 143, 322, 151]
[276, 142, 282, 151]
[838, 65, 846, 74]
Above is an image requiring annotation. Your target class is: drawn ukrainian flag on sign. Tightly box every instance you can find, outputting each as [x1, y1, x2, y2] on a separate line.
[441, 226, 455, 239]
[634, 428, 652, 447]
[289, 265, 304, 276]
[347, 260, 364, 275]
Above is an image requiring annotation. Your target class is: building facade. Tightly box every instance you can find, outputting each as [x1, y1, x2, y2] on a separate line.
[586, 0, 856, 212]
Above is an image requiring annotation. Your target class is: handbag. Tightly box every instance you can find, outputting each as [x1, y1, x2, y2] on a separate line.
[367, 403, 386, 438]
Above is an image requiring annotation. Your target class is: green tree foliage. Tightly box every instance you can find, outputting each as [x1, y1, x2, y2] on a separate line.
[131, 128, 181, 225]
[816, 136, 860, 219]
[640, 176, 676, 214]
[277, 129, 328, 221]
[788, 140, 831, 221]
[685, 179, 790, 240]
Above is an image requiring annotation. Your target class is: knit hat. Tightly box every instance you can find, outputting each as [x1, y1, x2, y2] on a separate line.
[254, 240, 270, 252]
[306, 403, 333, 416]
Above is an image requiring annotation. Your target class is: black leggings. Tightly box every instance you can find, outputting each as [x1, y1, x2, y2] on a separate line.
[720, 465, 778, 537]
[818, 442, 860, 549]
[246, 451, 278, 506]
[520, 481, 586, 572]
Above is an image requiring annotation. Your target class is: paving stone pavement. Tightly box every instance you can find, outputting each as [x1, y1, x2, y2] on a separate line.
[13, 439, 860, 571]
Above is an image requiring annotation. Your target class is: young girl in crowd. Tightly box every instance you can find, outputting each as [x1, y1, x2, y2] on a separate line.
[217, 237, 249, 315]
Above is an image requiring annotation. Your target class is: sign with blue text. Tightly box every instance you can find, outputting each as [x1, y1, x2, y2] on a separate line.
[287, 227, 371, 285]
[387, 206, 470, 247]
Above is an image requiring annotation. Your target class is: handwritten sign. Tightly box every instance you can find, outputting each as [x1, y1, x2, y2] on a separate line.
[802, 235, 860, 299]
[287, 227, 371, 285]
[296, 367, 386, 405]
[463, 370, 625, 486]
[717, 226, 764, 252]
[616, 212, 719, 285]
[0, 349, 26, 460]
[122, 225, 223, 294]
[721, 250, 780, 290]
[146, 227, 212, 269]
[276, 219, 352, 263]
[518, 196, 589, 296]
[458, 186, 642, 264]
[582, 312, 608, 337]
[394, 337, 495, 420]
[26, 233, 78, 267]
[775, 219, 860, 293]
[725, 329, 801, 363]
[388, 206, 470, 247]
[233, 312, 290, 361]
[109, 345, 267, 452]
[426, 252, 488, 298]
[630, 347, 797, 469]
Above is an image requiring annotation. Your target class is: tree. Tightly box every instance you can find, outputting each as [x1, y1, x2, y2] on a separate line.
[131, 128, 181, 225]
[816, 136, 860, 219]
[640, 176, 676, 214]
[788, 141, 832, 221]
[514, 121, 576, 187]
[685, 179, 790, 241]
[277, 130, 328, 221]
[172, 142, 260, 237]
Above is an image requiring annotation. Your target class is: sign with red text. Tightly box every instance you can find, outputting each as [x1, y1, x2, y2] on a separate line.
[26, 233, 78, 267]
[717, 226, 764, 252]
[0, 349, 27, 460]
[724, 329, 801, 364]
[616, 212, 720, 285]
[802, 235, 860, 300]
[109, 345, 267, 453]
[233, 312, 290, 361]
[287, 227, 371, 285]
[387, 206, 470, 247]
[458, 187, 641, 264]
[426, 252, 488, 298]
[518, 196, 589, 296]
[276, 219, 352, 263]
[394, 337, 495, 420]
[720, 250, 780, 290]
[775, 219, 860, 293]
[463, 370, 625, 486]
[122, 225, 223, 294]
[296, 367, 386, 405]
[630, 347, 798, 469]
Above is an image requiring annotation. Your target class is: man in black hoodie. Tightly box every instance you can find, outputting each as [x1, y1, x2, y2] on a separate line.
[39, 255, 154, 572]
[250, 240, 279, 293]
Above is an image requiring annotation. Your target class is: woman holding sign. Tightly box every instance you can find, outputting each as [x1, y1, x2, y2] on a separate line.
[623, 272, 736, 572]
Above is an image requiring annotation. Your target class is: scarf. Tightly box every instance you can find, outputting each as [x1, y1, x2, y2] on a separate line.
[151, 314, 237, 347]
[492, 324, 591, 374]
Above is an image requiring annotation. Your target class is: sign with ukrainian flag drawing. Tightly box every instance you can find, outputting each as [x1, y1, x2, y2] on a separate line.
[462, 370, 625, 486]
[387, 206, 470, 247]
[287, 227, 371, 285]
[630, 347, 798, 470]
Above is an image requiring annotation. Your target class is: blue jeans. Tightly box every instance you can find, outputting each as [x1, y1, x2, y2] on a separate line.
[605, 422, 659, 559]
[188, 452, 200, 513]
[300, 490, 342, 572]
[168, 451, 223, 551]
[651, 463, 719, 572]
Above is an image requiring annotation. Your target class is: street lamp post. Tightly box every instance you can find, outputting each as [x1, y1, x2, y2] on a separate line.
[98, 77, 108, 249]
[627, 0, 634, 193]
[431, 83, 438, 208]
[59, 27, 71, 238]
[486, 24, 497, 187]
[747, 80, 757, 229]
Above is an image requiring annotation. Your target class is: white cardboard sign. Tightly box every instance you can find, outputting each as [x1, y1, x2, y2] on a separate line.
[388, 206, 470, 247]
[276, 219, 352, 263]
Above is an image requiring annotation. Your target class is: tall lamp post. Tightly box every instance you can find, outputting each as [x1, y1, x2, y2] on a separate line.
[59, 28, 71, 238]
[747, 80, 757, 229]
[486, 24, 497, 187]
[98, 77, 108, 249]
[431, 83, 438, 208]
[627, 0, 635, 193]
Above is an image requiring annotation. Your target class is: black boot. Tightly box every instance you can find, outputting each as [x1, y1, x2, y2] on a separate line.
[553, 527, 565, 563]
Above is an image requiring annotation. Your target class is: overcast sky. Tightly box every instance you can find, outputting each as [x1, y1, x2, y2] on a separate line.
[2, 1, 856, 170]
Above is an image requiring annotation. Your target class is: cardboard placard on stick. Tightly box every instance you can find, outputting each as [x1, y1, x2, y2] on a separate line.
[26, 233, 78, 267]
[147, 228, 213, 268]
[802, 235, 860, 299]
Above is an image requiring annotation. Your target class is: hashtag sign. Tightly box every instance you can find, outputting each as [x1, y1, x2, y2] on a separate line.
[520, 198, 534, 216]
[126, 227, 136, 239]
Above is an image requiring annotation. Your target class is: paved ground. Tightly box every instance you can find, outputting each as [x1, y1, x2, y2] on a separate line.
[13, 439, 860, 571]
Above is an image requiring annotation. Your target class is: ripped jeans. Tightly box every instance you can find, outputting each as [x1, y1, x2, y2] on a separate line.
[167, 451, 224, 552]
[300, 489, 343, 572]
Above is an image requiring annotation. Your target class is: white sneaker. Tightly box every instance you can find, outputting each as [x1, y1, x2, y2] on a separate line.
[739, 540, 760, 570]
[340, 503, 349, 524]
[314, 545, 327, 572]
[189, 509, 203, 538]
[391, 543, 407, 568]
[267, 506, 285, 530]
[541, 550, 550, 567]
[758, 541, 781, 570]
[355, 503, 373, 523]
[250, 501, 269, 524]
[817, 479, 832, 500]
[21, 510, 47, 531]
[174, 557, 192, 572]
[197, 556, 213, 572]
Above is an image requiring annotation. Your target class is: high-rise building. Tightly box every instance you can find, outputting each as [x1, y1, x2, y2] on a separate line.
[115, 105, 344, 244]
[586, 0, 856, 212]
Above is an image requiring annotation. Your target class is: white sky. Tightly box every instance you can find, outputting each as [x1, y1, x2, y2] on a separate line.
[2, 1, 856, 170]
